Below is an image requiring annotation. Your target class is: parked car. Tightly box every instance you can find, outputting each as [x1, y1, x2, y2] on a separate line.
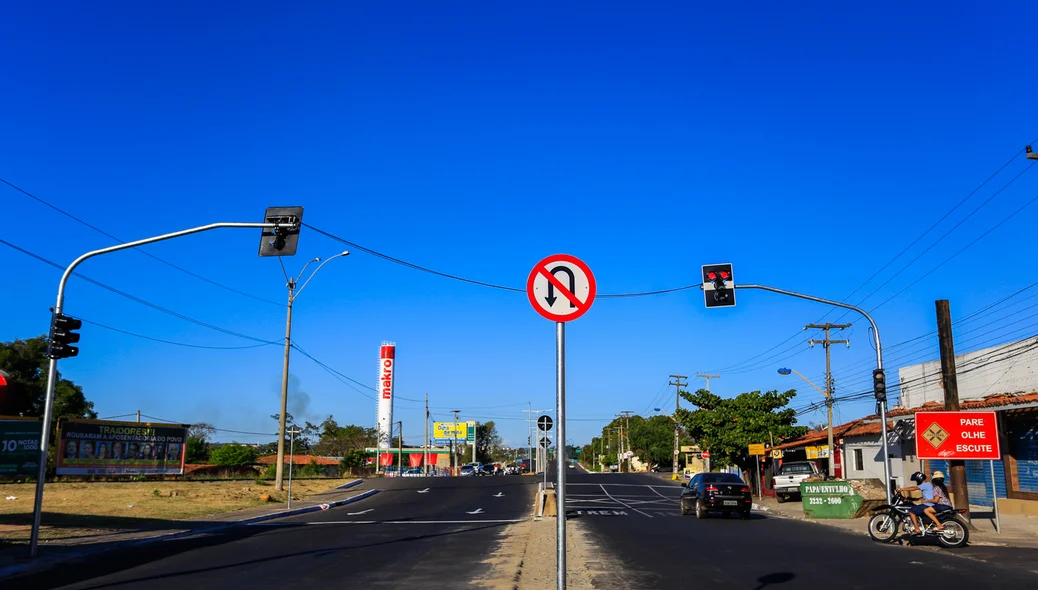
[772, 461, 820, 503]
[459, 465, 477, 476]
[402, 468, 423, 478]
[680, 472, 752, 519]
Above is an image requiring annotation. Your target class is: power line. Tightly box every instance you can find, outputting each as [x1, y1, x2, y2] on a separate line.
[75, 316, 279, 350]
[304, 223, 699, 298]
[2, 238, 280, 344]
[1, 178, 285, 307]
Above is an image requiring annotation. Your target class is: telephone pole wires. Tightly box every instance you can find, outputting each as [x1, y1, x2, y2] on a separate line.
[806, 322, 850, 476]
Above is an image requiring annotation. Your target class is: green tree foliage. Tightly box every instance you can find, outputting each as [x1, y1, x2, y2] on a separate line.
[313, 417, 376, 456]
[628, 415, 682, 467]
[209, 443, 258, 466]
[270, 412, 320, 452]
[185, 423, 214, 463]
[475, 421, 503, 464]
[340, 449, 367, 475]
[0, 336, 96, 419]
[676, 388, 807, 471]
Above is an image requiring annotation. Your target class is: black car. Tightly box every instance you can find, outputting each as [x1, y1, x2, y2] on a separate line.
[679, 472, 752, 519]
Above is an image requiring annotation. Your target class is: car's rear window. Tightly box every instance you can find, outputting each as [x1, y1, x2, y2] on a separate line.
[703, 473, 743, 483]
[780, 463, 814, 474]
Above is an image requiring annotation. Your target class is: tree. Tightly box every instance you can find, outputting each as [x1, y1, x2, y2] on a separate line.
[475, 421, 503, 464]
[209, 443, 257, 466]
[270, 413, 320, 453]
[628, 415, 682, 468]
[340, 449, 367, 475]
[313, 417, 376, 456]
[676, 388, 807, 473]
[185, 422, 215, 463]
[0, 336, 96, 419]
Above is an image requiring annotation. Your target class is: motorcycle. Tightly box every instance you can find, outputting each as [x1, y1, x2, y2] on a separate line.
[867, 491, 970, 548]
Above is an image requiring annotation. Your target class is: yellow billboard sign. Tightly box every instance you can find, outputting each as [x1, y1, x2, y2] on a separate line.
[748, 443, 766, 456]
[433, 421, 468, 439]
[805, 446, 819, 459]
[771, 449, 784, 459]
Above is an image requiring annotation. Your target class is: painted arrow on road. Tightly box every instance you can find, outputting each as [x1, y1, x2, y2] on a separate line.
[493, 493, 505, 497]
[466, 508, 484, 515]
[347, 509, 374, 516]
[417, 488, 430, 494]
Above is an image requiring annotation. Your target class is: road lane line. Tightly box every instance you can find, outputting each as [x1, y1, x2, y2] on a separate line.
[648, 487, 680, 503]
[247, 519, 524, 526]
[346, 509, 374, 515]
[597, 484, 653, 518]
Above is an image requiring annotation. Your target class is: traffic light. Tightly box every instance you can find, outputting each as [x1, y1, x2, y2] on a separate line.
[702, 263, 735, 308]
[873, 368, 887, 402]
[48, 313, 82, 360]
[258, 206, 304, 257]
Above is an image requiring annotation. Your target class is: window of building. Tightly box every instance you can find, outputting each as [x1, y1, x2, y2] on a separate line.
[854, 448, 864, 471]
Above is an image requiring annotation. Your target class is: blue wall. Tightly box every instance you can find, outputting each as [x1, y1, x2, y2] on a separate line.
[927, 459, 1007, 507]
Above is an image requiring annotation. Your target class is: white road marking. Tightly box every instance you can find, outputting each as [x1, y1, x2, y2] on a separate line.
[248, 519, 524, 526]
[493, 492, 505, 497]
[417, 488, 431, 494]
[598, 484, 653, 518]
[649, 487, 680, 503]
[466, 508, 484, 515]
[346, 509, 374, 515]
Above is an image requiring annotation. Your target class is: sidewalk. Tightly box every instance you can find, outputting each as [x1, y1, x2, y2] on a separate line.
[0, 479, 373, 578]
[752, 494, 1038, 549]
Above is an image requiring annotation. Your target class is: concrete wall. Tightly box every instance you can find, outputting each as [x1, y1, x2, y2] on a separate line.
[897, 336, 1038, 408]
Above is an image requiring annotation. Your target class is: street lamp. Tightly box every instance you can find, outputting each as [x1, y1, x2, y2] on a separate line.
[778, 367, 835, 476]
[275, 250, 350, 490]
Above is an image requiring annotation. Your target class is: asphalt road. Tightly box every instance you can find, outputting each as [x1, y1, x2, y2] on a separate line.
[8, 475, 537, 590]
[568, 472, 1038, 590]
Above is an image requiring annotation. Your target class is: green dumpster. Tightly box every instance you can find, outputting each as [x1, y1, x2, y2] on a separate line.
[800, 480, 861, 519]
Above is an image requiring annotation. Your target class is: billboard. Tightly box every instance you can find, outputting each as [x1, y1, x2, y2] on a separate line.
[434, 421, 468, 439]
[376, 343, 396, 450]
[915, 411, 1000, 460]
[56, 419, 188, 475]
[0, 417, 43, 477]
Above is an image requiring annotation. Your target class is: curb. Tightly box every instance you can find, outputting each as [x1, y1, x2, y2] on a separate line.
[335, 479, 363, 490]
[0, 488, 378, 580]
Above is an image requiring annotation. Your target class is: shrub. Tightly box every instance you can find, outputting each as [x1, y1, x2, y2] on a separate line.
[209, 443, 258, 467]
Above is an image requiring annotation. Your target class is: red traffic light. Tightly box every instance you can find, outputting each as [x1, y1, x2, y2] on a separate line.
[707, 271, 717, 280]
[720, 271, 729, 279]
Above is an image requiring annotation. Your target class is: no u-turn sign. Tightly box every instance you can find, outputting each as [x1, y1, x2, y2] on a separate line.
[527, 254, 596, 322]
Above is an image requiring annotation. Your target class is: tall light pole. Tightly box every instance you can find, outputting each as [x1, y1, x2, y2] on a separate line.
[695, 373, 718, 471]
[668, 375, 688, 476]
[275, 251, 350, 490]
[778, 367, 834, 474]
[396, 420, 403, 476]
[452, 409, 461, 474]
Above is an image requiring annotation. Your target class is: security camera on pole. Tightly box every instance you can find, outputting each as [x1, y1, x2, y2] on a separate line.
[527, 254, 596, 590]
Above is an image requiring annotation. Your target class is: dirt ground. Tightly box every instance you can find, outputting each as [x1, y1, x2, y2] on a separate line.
[475, 517, 606, 589]
[0, 479, 352, 542]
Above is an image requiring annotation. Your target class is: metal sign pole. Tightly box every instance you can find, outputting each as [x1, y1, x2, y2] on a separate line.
[556, 321, 567, 590]
[990, 460, 1001, 534]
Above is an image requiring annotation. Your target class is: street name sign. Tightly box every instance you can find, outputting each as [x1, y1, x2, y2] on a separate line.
[915, 411, 1000, 460]
[527, 254, 596, 322]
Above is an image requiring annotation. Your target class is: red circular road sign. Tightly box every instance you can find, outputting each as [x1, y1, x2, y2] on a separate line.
[701, 451, 710, 459]
[527, 254, 596, 322]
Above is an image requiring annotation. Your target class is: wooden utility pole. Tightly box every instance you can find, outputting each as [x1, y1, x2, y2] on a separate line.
[806, 322, 850, 477]
[936, 300, 970, 513]
[424, 394, 430, 476]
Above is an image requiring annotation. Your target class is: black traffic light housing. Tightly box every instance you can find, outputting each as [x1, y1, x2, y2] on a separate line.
[702, 263, 735, 308]
[873, 368, 887, 402]
[258, 206, 304, 257]
[48, 313, 82, 360]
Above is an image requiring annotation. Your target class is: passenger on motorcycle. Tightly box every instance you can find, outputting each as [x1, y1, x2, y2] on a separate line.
[923, 470, 953, 528]
[897, 471, 943, 534]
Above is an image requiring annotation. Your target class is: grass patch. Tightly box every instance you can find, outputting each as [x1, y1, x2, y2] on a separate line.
[0, 478, 354, 542]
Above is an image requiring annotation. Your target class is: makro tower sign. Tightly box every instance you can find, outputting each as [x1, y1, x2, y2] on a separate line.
[376, 342, 396, 450]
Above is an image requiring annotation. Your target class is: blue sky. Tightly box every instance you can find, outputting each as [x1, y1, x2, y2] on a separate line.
[2, 2, 1036, 448]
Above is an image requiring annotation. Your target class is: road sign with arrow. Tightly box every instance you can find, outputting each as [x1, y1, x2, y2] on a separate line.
[527, 254, 596, 322]
[538, 415, 554, 431]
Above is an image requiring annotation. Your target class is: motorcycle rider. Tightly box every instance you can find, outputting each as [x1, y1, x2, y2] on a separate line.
[897, 471, 942, 534]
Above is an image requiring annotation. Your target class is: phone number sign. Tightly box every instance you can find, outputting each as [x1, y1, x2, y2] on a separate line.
[915, 411, 1000, 460]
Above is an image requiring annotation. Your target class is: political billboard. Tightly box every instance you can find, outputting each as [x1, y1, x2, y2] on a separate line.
[0, 418, 43, 477]
[56, 419, 188, 475]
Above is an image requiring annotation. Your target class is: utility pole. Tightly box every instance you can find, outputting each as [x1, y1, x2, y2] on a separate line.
[936, 300, 970, 514]
[136, 410, 140, 423]
[806, 322, 850, 477]
[668, 375, 688, 476]
[696, 374, 719, 472]
[424, 394, 429, 476]
[452, 410, 461, 474]
[618, 411, 634, 472]
[695, 373, 720, 393]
